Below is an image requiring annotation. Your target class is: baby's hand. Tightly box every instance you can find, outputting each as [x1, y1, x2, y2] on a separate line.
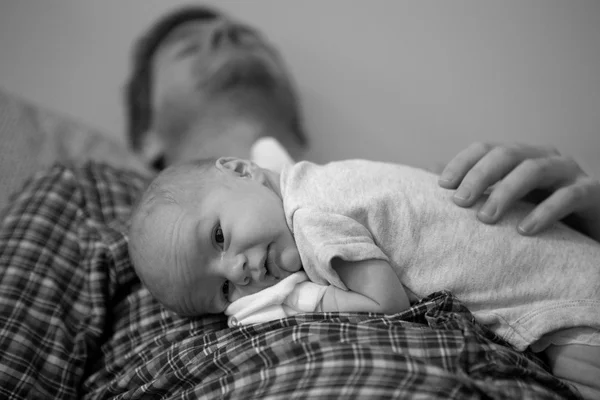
[283, 280, 328, 312]
[226, 272, 309, 315]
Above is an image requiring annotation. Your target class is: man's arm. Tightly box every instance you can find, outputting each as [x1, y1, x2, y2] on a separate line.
[319, 258, 409, 315]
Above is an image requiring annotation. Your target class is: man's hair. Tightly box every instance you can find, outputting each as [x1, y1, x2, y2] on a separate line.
[125, 5, 221, 152]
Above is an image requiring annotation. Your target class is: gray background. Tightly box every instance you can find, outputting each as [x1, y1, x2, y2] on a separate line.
[1, 0, 598, 174]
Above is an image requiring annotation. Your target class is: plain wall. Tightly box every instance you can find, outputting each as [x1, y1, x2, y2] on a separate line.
[0, 0, 599, 174]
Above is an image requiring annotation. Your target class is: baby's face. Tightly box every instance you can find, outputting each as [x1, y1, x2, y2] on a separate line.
[152, 164, 302, 315]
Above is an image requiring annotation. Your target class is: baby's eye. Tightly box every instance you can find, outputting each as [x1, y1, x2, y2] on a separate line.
[214, 225, 225, 248]
[222, 280, 230, 301]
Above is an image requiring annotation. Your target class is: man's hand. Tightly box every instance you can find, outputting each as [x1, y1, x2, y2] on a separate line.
[438, 142, 600, 242]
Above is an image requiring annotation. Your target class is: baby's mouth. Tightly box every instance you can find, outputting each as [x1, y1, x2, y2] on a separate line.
[264, 246, 281, 279]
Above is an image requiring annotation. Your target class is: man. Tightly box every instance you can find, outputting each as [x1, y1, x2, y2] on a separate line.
[125, 5, 307, 171]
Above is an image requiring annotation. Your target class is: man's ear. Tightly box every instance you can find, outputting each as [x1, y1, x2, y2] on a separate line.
[215, 157, 259, 178]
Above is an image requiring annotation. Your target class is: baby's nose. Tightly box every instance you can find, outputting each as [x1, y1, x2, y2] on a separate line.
[226, 254, 250, 285]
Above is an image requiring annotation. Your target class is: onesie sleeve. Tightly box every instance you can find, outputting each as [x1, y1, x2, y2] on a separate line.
[291, 208, 390, 290]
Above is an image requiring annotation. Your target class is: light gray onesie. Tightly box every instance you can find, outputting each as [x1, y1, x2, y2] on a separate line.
[280, 159, 600, 351]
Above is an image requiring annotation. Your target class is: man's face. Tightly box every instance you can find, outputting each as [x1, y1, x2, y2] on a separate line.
[153, 17, 288, 95]
[149, 15, 296, 148]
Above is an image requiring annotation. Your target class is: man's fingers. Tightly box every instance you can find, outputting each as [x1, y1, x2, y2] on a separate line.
[517, 187, 580, 235]
[439, 142, 492, 189]
[439, 141, 600, 240]
[477, 156, 575, 223]
[439, 143, 556, 190]
[451, 145, 527, 207]
[517, 178, 598, 235]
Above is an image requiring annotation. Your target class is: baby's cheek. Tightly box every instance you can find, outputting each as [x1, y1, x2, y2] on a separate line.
[168, 292, 203, 317]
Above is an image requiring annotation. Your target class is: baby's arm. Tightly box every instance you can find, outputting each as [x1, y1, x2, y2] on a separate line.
[319, 258, 409, 315]
[545, 343, 600, 400]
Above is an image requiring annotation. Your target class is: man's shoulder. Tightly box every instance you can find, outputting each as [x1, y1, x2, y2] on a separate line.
[3, 161, 150, 225]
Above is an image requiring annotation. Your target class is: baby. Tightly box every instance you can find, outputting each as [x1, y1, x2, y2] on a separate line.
[129, 156, 600, 399]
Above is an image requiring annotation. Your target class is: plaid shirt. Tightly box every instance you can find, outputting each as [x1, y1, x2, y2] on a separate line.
[0, 163, 578, 399]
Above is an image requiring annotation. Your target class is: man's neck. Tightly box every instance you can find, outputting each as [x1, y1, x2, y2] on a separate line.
[165, 92, 301, 164]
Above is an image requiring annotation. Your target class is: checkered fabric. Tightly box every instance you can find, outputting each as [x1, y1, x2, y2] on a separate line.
[0, 163, 579, 399]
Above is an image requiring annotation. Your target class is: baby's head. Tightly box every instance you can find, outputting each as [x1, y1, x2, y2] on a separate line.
[128, 157, 302, 316]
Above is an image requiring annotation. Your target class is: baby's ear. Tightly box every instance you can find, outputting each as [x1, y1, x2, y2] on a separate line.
[215, 157, 257, 178]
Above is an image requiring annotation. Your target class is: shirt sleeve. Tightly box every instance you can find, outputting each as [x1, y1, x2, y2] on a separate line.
[291, 208, 389, 291]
